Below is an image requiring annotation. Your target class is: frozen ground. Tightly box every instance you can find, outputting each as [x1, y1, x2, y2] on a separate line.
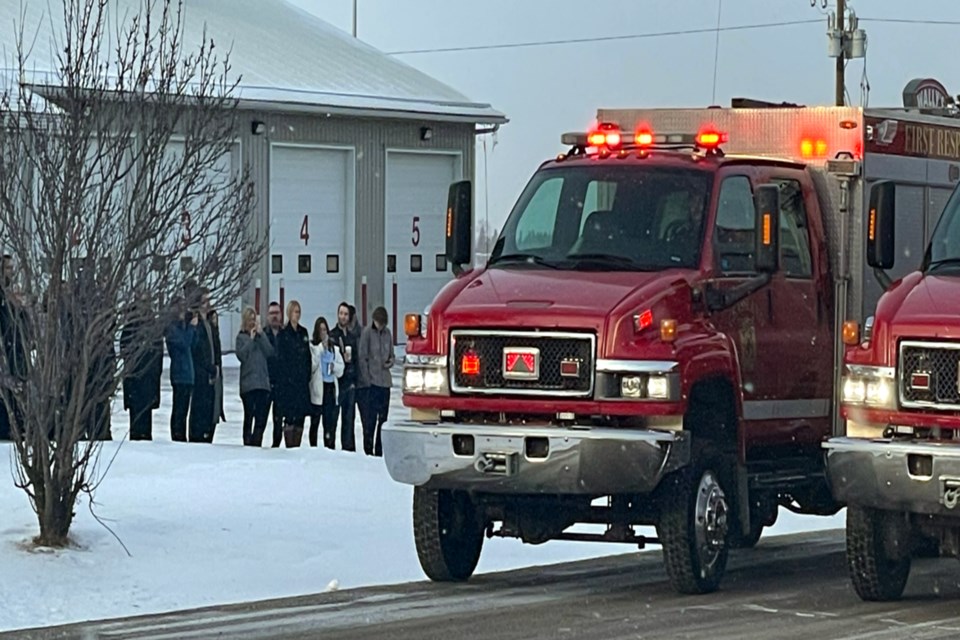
[0, 353, 845, 632]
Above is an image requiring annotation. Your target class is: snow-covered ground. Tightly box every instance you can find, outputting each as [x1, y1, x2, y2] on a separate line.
[0, 354, 844, 632]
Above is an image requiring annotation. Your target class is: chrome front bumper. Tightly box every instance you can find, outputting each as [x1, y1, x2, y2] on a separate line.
[382, 421, 690, 495]
[824, 437, 960, 516]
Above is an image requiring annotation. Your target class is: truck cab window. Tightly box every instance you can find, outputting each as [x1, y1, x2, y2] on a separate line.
[515, 177, 562, 251]
[714, 176, 756, 274]
[774, 179, 813, 278]
[929, 186, 960, 269]
[495, 165, 712, 270]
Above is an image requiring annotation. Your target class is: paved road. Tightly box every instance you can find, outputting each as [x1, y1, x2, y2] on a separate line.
[10, 529, 960, 640]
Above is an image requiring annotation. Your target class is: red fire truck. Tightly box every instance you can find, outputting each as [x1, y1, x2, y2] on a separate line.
[384, 102, 960, 594]
[825, 120, 960, 601]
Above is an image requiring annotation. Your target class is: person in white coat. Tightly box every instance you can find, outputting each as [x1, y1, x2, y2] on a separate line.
[309, 316, 344, 448]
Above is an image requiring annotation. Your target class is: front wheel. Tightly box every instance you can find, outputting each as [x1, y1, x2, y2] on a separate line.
[413, 487, 485, 582]
[846, 505, 912, 601]
[657, 464, 730, 594]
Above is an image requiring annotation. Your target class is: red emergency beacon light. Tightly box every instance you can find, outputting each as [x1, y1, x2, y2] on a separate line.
[587, 123, 623, 149]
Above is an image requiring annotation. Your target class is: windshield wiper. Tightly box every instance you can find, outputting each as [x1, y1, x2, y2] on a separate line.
[563, 253, 652, 271]
[926, 257, 960, 272]
[487, 253, 559, 269]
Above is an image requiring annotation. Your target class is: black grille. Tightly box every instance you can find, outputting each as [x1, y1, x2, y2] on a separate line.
[901, 343, 960, 408]
[451, 332, 594, 395]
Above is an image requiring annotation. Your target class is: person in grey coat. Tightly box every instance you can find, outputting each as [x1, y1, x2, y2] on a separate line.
[357, 306, 395, 457]
[236, 307, 275, 446]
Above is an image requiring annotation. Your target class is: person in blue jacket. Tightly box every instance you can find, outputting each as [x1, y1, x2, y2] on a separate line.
[165, 298, 198, 442]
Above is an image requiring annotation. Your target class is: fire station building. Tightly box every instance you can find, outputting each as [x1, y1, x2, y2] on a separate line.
[3, 0, 507, 342]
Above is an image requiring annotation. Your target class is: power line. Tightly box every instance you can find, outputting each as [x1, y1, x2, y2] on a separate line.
[862, 17, 960, 25]
[385, 16, 960, 56]
[385, 19, 822, 55]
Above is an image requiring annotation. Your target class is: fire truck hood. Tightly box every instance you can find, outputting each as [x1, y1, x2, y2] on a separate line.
[887, 272, 960, 339]
[440, 267, 681, 329]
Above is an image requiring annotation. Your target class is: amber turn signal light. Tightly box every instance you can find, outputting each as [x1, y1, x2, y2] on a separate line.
[842, 320, 859, 346]
[404, 313, 421, 338]
[661, 319, 678, 342]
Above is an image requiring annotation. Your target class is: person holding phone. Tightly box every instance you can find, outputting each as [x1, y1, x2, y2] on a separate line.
[236, 307, 274, 446]
[329, 302, 359, 452]
[309, 316, 344, 448]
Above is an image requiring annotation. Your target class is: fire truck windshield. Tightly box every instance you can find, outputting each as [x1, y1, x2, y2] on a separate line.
[489, 164, 713, 271]
[927, 184, 960, 273]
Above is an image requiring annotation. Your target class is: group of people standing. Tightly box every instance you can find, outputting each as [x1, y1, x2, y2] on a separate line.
[235, 300, 395, 456]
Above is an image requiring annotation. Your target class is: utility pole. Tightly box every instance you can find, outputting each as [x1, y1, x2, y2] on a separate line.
[826, 0, 864, 106]
[352, 0, 358, 37]
[835, 0, 845, 106]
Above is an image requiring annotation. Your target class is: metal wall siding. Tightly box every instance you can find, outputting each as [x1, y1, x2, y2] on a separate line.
[238, 112, 475, 319]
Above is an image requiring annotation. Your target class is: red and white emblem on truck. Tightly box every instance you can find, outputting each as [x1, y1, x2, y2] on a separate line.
[503, 347, 539, 380]
[910, 371, 931, 391]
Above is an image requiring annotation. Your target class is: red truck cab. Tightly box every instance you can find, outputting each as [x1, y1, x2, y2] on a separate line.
[385, 119, 846, 595]
[825, 179, 960, 601]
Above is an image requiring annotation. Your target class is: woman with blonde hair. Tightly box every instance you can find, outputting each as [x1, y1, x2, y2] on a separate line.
[275, 300, 311, 447]
[235, 307, 274, 446]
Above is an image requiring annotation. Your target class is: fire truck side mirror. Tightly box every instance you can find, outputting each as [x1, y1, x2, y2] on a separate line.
[445, 180, 473, 273]
[754, 184, 780, 274]
[867, 180, 896, 270]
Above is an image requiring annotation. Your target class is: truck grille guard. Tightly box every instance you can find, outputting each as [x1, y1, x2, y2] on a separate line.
[449, 329, 596, 397]
[899, 340, 960, 411]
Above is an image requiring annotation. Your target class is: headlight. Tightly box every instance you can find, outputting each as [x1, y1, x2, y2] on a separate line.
[618, 373, 678, 401]
[647, 375, 671, 400]
[621, 376, 644, 398]
[841, 365, 896, 409]
[403, 354, 448, 395]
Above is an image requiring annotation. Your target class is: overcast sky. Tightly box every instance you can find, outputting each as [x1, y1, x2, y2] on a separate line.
[286, 0, 960, 233]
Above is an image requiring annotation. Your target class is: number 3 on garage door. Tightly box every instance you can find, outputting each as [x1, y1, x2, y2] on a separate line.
[412, 216, 420, 247]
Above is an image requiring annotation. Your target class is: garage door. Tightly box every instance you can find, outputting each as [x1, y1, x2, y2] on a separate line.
[165, 140, 242, 345]
[270, 145, 352, 327]
[385, 151, 460, 342]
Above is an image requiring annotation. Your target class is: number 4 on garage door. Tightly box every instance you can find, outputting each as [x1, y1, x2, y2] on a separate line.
[300, 214, 309, 246]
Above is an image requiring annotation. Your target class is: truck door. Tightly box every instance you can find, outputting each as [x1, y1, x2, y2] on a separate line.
[708, 174, 778, 417]
[756, 171, 833, 452]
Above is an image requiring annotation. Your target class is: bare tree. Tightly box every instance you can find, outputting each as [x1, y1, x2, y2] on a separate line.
[0, 0, 263, 547]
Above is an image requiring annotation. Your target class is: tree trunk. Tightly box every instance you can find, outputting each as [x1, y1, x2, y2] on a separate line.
[35, 484, 74, 548]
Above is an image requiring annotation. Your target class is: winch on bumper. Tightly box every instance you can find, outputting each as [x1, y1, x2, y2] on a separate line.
[824, 437, 960, 516]
[382, 421, 691, 495]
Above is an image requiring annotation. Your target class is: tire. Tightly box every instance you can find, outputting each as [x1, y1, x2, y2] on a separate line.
[657, 464, 731, 594]
[729, 523, 763, 549]
[846, 505, 912, 601]
[413, 487, 484, 582]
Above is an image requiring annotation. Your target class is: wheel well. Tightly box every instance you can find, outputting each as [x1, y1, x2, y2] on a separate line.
[684, 377, 738, 454]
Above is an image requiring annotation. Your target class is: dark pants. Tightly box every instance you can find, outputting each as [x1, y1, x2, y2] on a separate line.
[241, 389, 271, 446]
[338, 384, 357, 451]
[129, 407, 153, 441]
[171, 384, 193, 442]
[0, 402, 9, 441]
[269, 389, 283, 448]
[189, 380, 215, 443]
[88, 401, 112, 441]
[359, 385, 389, 457]
[309, 383, 339, 448]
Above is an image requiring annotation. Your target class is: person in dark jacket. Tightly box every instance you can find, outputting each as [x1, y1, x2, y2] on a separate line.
[236, 307, 274, 446]
[329, 302, 359, 452]
[0, 255, 25, 441]
[358, 306, 395, 457]
[189, 287, 218, 443]
[120, 302, 164, 441]
[165, 299, 198, 442]
[209, 308, 226, 427]
[275, 300, 311, 447]
[262, 301, 284, 447]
